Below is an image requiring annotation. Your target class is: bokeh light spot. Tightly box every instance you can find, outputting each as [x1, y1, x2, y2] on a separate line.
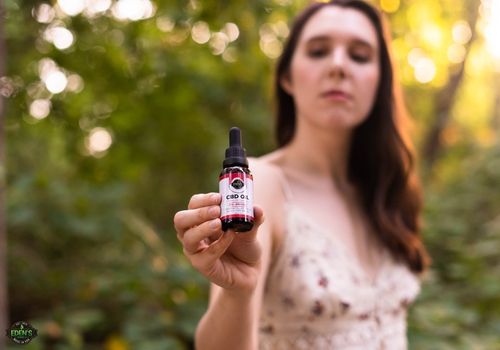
[86, 127, 113, 155]
[29, 99, 52, 119]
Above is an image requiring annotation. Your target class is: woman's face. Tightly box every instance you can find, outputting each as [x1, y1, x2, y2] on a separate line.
[282, 6, 381, 131]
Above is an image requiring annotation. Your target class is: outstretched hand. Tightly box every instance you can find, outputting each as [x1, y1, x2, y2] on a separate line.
[174, 192, 265, 293]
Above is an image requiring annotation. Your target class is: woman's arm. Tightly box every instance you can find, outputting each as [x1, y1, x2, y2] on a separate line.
[194, 158, 282, 350]
[195, 222, 273, 350]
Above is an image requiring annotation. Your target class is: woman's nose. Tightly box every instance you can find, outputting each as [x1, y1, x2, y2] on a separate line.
[328, 48, 348, 79]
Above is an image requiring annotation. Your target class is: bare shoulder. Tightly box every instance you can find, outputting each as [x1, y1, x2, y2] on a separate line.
[248, 152, 287, 258]
[249, 155, 283, 186]
[248, 153, 286, 211]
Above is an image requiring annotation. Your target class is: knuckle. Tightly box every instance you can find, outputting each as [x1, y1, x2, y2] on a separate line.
[187, 195, 198, 209]
[173, 211, 184, 227]
[183, 235, 195, 250]
[209, 192, 221, 204]
[197, 207, 208, 222]
[188, 193, 204, 209]
[183, 247, 196, 261]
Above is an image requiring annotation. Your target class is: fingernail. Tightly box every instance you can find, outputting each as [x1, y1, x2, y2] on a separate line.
[210, 219, 219, 230]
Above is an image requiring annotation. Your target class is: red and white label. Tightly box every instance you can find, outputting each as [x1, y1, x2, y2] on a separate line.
[219, 172, 254, 220]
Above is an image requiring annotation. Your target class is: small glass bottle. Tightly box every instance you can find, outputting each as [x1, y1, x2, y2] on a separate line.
[219, 127, 254, 232]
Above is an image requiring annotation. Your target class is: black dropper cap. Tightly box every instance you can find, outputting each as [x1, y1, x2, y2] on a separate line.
[223, 127, 248, 168]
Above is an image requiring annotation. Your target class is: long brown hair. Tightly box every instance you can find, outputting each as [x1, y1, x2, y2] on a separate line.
[275, 0, 430, 273]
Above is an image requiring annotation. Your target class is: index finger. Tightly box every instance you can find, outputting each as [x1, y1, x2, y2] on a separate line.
[188, 192, 221, 210]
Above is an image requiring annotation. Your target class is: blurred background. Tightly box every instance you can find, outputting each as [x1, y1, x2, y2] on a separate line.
[1, 0, 499, 349]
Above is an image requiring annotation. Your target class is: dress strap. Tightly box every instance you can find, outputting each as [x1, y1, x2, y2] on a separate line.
[276, 166, 294, 202]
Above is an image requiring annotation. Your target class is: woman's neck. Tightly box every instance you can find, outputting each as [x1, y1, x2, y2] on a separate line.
[279, 121, 354, 193]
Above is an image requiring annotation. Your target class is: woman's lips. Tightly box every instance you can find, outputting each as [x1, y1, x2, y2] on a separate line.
[321, 90, 352, 102]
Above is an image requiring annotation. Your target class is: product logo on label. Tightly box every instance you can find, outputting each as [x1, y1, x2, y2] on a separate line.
[231, 178, 244, 190]
[6, 321, 38, 345]
[229, 175, 246, 194]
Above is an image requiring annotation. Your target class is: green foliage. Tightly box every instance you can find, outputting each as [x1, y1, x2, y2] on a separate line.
[6, 0, 278, 348]
[409, 144, 500, 349]
[4, 0, 500, 349]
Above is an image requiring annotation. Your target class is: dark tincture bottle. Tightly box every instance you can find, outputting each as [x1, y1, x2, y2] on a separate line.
[219, 127, 254, 232]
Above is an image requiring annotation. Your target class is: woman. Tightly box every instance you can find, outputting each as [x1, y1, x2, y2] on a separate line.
[174, 0, 430, 349]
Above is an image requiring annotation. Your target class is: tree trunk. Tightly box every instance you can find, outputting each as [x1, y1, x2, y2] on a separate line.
[0, 0, 8, 346]
[422, 0, 481, 169]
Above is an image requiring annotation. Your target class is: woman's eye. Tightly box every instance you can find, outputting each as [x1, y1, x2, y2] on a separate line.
[350, 52, 371, 63]
[307, 48, 329, 58]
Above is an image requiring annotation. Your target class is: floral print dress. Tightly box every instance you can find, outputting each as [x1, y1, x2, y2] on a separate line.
[258, 178, 421, 350]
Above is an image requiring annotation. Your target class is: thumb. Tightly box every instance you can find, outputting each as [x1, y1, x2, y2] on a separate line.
[252, 205, 265, 232]
[233, 205, 265, 242]
[228, 206, 264, 265]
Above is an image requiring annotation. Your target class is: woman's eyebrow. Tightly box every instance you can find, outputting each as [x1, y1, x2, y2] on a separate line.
[304, 35, 330, 44]
[351, 39, 376, 52]
[305, 34, 376, 50]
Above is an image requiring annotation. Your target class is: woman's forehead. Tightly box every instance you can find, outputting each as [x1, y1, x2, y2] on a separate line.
[299, 6, 379, 48]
